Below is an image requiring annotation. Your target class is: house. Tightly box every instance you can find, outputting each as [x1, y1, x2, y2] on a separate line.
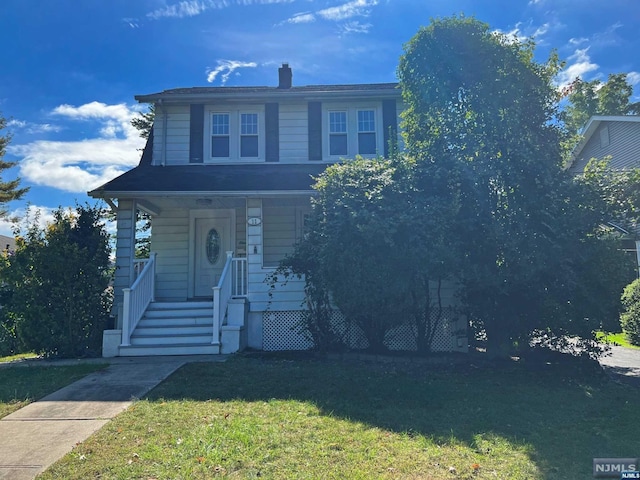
[0, 235, 16, 255]
[90, 64, 467, 357]
[568, 115, 640, 273]
[568, 115, 640, 175]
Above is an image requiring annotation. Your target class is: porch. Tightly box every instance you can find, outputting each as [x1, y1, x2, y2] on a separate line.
[105, 251, 249, 357]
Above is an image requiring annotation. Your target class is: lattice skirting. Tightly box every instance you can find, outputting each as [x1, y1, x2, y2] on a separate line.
[262, 309, 462, 352]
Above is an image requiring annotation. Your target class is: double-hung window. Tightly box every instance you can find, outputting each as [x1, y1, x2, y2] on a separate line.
[211, 113, 230, 158]
[207, 107, 264, 161]
[324, 105, 380, 159]
[357, 110, 376, 155]
[240, 113, 259, 157]
[329, 111, 348, 156]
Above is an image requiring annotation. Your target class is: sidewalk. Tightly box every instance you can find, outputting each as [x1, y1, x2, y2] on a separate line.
[0, 356, 224, 480]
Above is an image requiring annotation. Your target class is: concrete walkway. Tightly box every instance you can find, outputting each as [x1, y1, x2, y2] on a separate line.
[0, 356, 223, 480]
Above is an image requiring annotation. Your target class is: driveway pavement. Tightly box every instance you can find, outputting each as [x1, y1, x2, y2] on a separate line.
[0, 356, 224, 480]
[598, 345, 640, 387]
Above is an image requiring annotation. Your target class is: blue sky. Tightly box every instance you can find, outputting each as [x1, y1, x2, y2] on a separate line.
[0, 0, 639, 236]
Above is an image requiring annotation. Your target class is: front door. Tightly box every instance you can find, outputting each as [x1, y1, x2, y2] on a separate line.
[194, 216, 232, 297]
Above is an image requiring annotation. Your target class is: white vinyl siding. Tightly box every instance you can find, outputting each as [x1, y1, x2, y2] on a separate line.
[571, 121, 640, 173]
[150, 208, 190, 301]
[244, 198, 307, 312]
[279, 103, 308, 162]
[152, 105, 190, 165]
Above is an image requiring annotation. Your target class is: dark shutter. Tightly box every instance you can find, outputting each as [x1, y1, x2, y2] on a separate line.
[265, 103, 279, 162]
[308, 101, 322, 161]
[382, 99, 397, 158]
[189, 104, 204, 163]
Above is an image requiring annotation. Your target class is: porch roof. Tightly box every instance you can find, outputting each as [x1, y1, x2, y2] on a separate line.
[88, 163, 329, 199]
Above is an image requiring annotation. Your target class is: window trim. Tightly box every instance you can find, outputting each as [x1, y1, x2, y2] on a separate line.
[322, 103, 383, 160]
[204, 105, 265, 162]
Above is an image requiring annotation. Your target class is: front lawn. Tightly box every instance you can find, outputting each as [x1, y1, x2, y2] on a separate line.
[0, 364, 106, 419]
[39, 354, 640, 480]
[597, 331, 640, 349]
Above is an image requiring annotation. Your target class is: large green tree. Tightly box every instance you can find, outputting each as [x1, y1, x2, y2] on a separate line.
[0, 113, 28, 216]
[398, 16, 630, 357]
[562, 73, 640, 135]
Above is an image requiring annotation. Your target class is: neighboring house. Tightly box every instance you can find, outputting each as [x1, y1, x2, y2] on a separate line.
[90, 64, 467, 357]
[568, 115, 640, 273]
[0, 235, 16, 255]
[568, 115, 640, 175]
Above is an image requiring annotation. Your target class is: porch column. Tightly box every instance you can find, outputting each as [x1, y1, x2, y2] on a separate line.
[246, 198, 263, 275]
[113, 199, 137, 330]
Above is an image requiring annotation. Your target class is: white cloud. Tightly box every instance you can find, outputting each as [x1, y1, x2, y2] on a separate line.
[569, 37, 588, 46]
[317, 0, 378, 21]
[148, 0, 213, 19]
[7, 102, 145, 194]
[206, 60, 258, 84]
[339, 21, 372, 35]
[286, 12, 316, 24]
[122, 17, 140, 28]
[147, 0, 294, 20]
[494, 20, 553, 44]
[7, 119, 63, 134]
[555, 48, 599, 89]
[627, 72, 640, 86]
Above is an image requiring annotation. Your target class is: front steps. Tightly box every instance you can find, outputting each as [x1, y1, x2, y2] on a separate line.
[119, 301, 221, 356]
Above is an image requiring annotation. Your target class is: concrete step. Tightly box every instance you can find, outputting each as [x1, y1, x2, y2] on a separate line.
[130, 333, 214, 346]
[119, 343, 221, 356]
[134, 325, 212, 337]
[138, 316, 213, 327]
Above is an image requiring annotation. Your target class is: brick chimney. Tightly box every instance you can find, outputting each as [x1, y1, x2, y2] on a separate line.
[278, 63, 292, 89]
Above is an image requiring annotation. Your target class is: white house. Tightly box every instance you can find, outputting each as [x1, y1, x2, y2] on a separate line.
[91, 64, 467, 357]
[568, 115, 640, 273]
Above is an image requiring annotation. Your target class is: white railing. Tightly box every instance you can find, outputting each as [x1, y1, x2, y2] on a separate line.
[232, 257, 248, 297]
[122, 252, 156, 346]
[213, 251, 234, 344]
[133, 258, 151, 280]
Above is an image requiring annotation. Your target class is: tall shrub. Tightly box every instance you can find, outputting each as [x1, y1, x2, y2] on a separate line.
[0, 205, 112, 357]
[621, 279, 640, 346]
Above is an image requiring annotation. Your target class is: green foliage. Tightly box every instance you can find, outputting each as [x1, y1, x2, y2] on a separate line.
[562, 73, 640, 135]
[277, 155, 460, 353]
[621, 279, 640, 346]
[130, 104, 155, 140]
[0, 205, 112, 357]
[0, 112, 28, 216]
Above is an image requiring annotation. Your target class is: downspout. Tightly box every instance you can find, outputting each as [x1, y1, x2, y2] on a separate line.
[159, 99, 167, 167]
[636, 240, 640, 278]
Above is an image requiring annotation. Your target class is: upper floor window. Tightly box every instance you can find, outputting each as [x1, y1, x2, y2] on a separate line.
[329, 111, 347, 156]
[205, 106, 264, 162]
[357, 110, 376, 154]
[212, 114, 230, 157]
[323, 105, 382, 159]
[241, 113, 259, 157]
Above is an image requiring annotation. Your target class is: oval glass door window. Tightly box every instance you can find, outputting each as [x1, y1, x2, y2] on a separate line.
[206, 228, 221, 265]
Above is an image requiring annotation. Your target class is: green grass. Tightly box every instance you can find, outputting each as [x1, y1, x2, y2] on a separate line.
[39, 354, 640, 480]
[0, 352, 39, 363]
[596, 331, 640, 349]
[0, 364, 106, 419]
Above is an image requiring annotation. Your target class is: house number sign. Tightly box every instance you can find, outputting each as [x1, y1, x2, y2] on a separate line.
[247, 217, 262, 226]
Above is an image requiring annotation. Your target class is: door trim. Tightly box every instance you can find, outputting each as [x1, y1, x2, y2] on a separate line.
[188, 209, 236, 299]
